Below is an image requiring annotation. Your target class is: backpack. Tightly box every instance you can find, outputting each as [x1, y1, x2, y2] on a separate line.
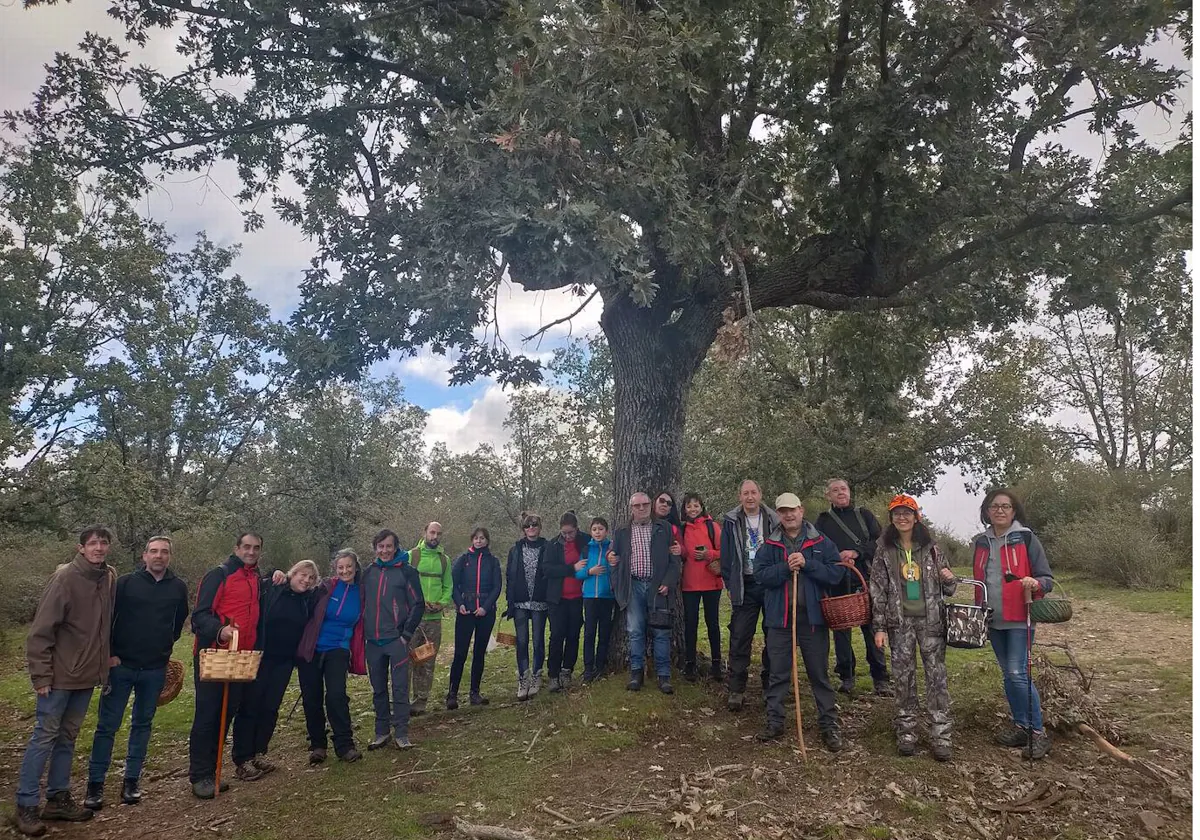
[705, 518, 717, 550]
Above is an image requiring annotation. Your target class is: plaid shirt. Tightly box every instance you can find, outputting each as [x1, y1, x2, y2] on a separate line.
[630, 522, 653, 580]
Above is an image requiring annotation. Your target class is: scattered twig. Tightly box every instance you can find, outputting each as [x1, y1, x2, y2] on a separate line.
[524, 727, 543, 757]
[537, 803, 578, 827]
[453, 816, 537, 840]
[966, 816, 993, 839]
[1078, 723, 1184, 788]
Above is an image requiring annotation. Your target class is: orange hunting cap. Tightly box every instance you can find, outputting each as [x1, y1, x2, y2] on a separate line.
[887, 494, 921, 516]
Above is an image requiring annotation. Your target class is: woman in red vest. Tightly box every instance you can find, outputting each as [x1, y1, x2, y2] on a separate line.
[971, 488, 1055, 760]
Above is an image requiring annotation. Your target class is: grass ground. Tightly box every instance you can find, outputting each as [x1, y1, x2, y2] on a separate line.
[0, 574, 1190, 840]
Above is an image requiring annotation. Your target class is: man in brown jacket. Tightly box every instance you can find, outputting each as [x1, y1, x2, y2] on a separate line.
[14, 526, 117, 837]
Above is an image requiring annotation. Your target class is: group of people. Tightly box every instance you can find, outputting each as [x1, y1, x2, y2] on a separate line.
[11, 480, 1055, 838]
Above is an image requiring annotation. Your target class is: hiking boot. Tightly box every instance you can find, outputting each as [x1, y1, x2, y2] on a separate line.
[120, 778, 142, 806]
[339, 747, 362, 763]
[469, 692, 489, 706]
[368, 734, 393, 751]
[393, 735, 414, 750]
[873, 679, 894, 697]
[84, 781, 104, 810]
[683, 663, 698, 682]
[580, 669, 596, 685]
[756, 724, 784, 742]
[837, 678, 855, 695]
[995, 726, 1030, 748]
[727, 692, 744, 712]
[41, 791, 93, 822]
[626, 670, 644, 691]
[560, 670, 573, 690]
[548, 673, 563, 693]
[932, 743, 952, 762]
[309, 748, 328, 765]
[13, 805, 46, 837]
[528, 672, 543, 698]
[897, 739, 917, 757]
[517, 671, 530, 701]
[710, 661, 725, 683]
[410, 707, 426, 717]
[251, 755, 277, 774]
[234, 762, 264, 782]
[445, 693, 459, 711]
[1022, 731, 1051, 760]
[821, 730, 844, 753]
[657, 676, 674, 695]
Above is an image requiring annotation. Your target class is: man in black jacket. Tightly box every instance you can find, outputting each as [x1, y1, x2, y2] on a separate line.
[84, 536, 189, 811]
[608, 493, 681, 694]
[814, 478, 891, 696]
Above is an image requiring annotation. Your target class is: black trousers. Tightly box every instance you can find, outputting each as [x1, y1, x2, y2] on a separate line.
[297, 648, 355, 756]
[547, 599, 584, 677]
[582, 598, 617, 674]
[232, 654, 295, 764]
[188, 654, 248, 783]
[764, 609, 839, 733]
[727, 577, 771, 693]
[448, 612, 496, 695]
[683, 589, 722, 668]
[833, 623, 890, 682]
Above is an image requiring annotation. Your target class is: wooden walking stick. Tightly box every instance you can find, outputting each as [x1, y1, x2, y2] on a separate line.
[214, 681, 230, 797]
[790, 570, 807, 760]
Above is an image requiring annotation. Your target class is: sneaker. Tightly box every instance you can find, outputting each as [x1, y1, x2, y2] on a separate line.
[932, 743, 952, 762]
[821, 730, 844, 753]
[727, 692, 744, 712]
[683, 663, 698, 682]
[528, 672, 543, 698]
[898, 739, 917, 757]
[469, 692, 490, 706]
[994, 726, 1030, 748]
[234, 762, 264, 782]
[1022, 731, 1051, 760]
[837, 678, 855, 695]
[756, 724, 784, 742]
[658, 676, 674, 695]
[309, 748, 328, 765]
[83, 781, 104, 811]
[14, 804, 47, 837]
[251, 755, 277, 774]
[393, 735, 414, 750]
[339, 748, 362, 763]
[41, 791, 94, 822]
[626, 670, 644, 691]
[517, 672, 530, 701]
[121, 778, 142, 806]
[873, 679, 894, 697]
[368, 734, 393, 751]
[445, 693, 459, 711]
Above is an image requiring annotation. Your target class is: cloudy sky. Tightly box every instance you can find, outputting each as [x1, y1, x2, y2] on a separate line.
[1, 4, 1189, 536]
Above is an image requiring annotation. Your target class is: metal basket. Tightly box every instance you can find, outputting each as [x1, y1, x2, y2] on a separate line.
[157, 658, 186, 706]
[820, 562, 871, 631]
[198, 628, 262, 683]
[944, 579, 992, 649]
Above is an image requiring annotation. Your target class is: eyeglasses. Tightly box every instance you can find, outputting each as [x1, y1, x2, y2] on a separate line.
[523, 522, 541, 529]
[988, 503, 1014, 512]
[656, 498, 671, 505]
[632, 502, 651, 508]
[891, 510, 916, 518]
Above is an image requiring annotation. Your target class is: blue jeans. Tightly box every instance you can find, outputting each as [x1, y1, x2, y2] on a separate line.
[17, 688, 94, 807]
[513, 608, 547, 676]
[990, 627, 1043, 731]
[626, 579, 671, 677]
[89, 664, 167, 784]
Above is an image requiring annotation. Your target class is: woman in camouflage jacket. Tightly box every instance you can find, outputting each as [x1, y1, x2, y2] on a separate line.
[869, 495, 959, 761]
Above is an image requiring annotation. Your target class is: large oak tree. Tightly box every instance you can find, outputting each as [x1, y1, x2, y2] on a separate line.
[11, 0, 1190, 516]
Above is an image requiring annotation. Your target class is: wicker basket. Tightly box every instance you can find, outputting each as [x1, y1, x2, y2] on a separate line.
[495, 631, 518, 647]
[199, 628, 262, 683]
[157, 659, 186, 706]
[1029, 587, 1073, 624]
[820, 562, 871, 631]
[410, 626, 437, 665]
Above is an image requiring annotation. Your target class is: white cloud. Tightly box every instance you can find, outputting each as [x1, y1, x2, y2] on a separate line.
[493, 282, 604, 349]
[398, 351, 456, 386]
[917, 465, 982, 540]
[424, 386, 512, 455]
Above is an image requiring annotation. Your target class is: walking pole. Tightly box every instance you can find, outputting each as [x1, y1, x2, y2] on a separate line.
[214, 681, 230, 797]
[790, 570, 807, 761]
[1024, 585, 1034, 763]
[285, 690, 303, 725]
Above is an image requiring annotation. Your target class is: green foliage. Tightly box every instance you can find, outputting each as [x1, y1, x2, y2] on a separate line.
[1049, 508, 1180, 589]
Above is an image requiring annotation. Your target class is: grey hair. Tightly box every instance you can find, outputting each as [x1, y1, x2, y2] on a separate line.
[145, 535, 173, 550]
[825, 478, 850, 490]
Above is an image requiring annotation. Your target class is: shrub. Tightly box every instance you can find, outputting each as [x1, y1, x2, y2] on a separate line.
[1049, 507, 1180, 590]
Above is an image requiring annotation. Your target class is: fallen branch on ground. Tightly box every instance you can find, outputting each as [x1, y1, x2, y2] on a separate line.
[454, 817, 538, 840]
[1078, 723, 1184, 789]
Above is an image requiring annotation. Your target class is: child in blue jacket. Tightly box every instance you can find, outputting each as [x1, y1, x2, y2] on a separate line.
[578, 517, 615, 683]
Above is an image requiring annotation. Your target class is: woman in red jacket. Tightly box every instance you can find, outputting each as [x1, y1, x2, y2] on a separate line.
[680, 493, 724, 682]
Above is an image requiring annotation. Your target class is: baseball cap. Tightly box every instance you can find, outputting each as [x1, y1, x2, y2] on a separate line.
[774, 492, 803, 510]
[887, 494, 921, 515]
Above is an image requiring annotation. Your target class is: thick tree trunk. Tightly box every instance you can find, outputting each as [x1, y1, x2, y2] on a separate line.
[600, 291, 721, 670]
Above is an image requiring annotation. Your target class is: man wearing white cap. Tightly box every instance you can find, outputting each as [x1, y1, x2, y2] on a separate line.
[753, 493, 847, 750]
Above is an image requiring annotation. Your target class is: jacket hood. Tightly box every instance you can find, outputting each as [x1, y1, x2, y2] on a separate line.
[723, 505, 779, 526]
[72, 554, 111, 581]
[975, 520, 1032, 544]
[768, 519, 821, 543]
[374, 550, 411, 568]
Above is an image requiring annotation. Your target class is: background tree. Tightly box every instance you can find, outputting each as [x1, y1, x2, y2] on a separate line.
[9, 0, 1190, 525]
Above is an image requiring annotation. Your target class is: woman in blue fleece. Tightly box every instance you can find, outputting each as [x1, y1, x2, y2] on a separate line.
[578, 517, 615, 683]
[446, 528, 502, 709]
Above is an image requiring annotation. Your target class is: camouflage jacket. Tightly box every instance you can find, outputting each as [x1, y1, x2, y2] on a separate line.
[868, 540, 958, 631]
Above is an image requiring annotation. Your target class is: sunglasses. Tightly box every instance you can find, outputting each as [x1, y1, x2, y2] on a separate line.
[523, 521, 541, 528]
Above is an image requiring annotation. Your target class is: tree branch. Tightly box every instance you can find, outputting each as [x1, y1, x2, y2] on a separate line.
[1009, 66, 1086, 173]
[521, 288, 599, 347]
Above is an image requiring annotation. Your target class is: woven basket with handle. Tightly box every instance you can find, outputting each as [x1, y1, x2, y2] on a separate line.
[157, 658, 186, 706]
[1028, 584, 1073, 624]
[199, 627, 262, 682]
[495, 631, 518, 647]
[819, 562, 871, 631]
[410, 625, 437, 665]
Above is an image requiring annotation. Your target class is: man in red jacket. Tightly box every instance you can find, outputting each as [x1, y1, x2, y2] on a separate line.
[187, 533, 265, 800]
